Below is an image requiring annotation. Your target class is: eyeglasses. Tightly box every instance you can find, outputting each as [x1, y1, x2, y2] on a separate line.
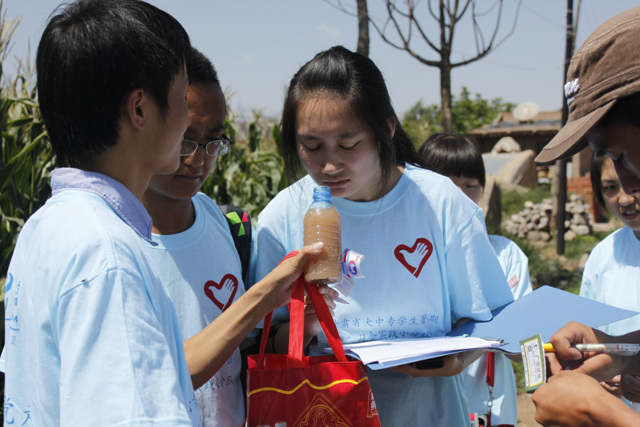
[180, 135, 232, 157]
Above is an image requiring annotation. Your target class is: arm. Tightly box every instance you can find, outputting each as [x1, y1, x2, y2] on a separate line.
[183, 243, 323, 389]
[533, 370, 640, 427]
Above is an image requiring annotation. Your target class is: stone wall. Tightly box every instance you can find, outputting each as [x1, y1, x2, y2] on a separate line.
[502, 194, 593, 242]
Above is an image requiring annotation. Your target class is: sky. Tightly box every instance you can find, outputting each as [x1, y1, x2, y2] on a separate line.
[3, 0, 640, 120]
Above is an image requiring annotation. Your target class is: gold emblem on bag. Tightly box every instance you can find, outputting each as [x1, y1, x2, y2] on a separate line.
[295, 395, 350, 427]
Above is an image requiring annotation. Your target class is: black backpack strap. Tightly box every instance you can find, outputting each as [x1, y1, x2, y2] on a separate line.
[218, 204, 252, 281]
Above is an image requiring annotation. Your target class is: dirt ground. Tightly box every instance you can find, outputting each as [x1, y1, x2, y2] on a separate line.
[517, 392, 541, 426]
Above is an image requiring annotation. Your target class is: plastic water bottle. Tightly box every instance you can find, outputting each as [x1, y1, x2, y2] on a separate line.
[303, 186, 342, 284]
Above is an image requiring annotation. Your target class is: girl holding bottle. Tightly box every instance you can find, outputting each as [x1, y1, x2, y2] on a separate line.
[250, 46, 513, 425]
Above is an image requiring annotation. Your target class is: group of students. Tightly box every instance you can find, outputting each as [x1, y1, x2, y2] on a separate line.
[3, 0, 640, 426]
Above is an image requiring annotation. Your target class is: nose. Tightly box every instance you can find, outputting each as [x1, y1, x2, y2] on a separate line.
[321, 149, 344, 175]
[183, 145, 206, 168]
[613, 158, 640, 196]
[619, 191, 636, 207]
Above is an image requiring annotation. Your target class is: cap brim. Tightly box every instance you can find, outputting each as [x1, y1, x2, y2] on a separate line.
[535, 99, 616, 164]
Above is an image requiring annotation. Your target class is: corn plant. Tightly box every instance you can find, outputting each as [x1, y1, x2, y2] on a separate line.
[0, 5, 54, 278]
[202, 116, 286, 220]
[0, 91, 52, 276]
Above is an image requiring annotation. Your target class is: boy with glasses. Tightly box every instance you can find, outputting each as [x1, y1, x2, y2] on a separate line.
[142, 47, 248, 426]
[142, 48, 338, 426]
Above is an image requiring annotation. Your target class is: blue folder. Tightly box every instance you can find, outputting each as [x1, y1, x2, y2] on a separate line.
[448, 285, 640, 354]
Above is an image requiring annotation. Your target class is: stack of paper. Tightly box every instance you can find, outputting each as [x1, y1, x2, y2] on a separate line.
[332, 336, 503, 370]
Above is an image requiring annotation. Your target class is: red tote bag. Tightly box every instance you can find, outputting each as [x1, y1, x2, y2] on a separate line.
[246, 277, 381, 427]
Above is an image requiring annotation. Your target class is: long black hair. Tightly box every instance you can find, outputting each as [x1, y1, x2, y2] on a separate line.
[590, 152, 607, 211]
[280, 45, 425, 189]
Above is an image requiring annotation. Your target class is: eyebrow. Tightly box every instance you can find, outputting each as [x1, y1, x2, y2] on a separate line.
[297, 134, 319, 141]
[186, 124, 225, 135]
[297, 131, 362, 140]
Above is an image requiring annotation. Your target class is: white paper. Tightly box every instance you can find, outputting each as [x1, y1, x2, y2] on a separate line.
[326, 336, 503, 370]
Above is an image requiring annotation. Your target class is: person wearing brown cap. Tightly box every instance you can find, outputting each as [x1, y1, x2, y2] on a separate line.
[532, 6, 640, 427]
[536, 7, 640, 188]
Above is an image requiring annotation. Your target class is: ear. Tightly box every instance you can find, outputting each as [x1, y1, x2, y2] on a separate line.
[387, 118, 396, 139]
[124, 88, 146, 130]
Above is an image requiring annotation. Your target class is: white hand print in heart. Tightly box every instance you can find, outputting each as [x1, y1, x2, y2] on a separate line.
[204, 274, 238, 312]
[394, 238, 433, 278]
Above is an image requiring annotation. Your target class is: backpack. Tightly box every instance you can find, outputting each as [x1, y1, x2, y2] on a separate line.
[218, 204, 252, 282]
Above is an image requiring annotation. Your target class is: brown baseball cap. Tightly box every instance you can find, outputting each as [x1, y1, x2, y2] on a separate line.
[535, 7, 640, 164]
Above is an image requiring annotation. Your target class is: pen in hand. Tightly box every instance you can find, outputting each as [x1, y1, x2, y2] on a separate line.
[544, 342, 640, 356]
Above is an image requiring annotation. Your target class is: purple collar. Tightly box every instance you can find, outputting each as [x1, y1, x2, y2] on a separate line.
[51, 168, 155, 244]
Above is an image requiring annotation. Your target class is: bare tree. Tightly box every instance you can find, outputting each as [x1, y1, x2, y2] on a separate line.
[325, 0, 522, 131]
[356, 0, 370, 56]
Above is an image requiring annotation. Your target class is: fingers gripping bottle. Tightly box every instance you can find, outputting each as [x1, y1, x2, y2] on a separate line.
[304, 186, 342, 285]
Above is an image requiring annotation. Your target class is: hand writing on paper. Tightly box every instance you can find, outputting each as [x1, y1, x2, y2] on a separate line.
[544, 322, 632, 382]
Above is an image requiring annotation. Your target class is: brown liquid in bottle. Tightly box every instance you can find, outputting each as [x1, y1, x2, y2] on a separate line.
[303, 187, 342, 284]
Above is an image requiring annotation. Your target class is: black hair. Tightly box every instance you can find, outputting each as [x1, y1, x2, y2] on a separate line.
[37, 0, 191, 167]
[418, 132, 486, 187]
[599, 93, 640, 129]
[590, 152, 607, 211]
[280, 45, 426, 188]
[186, 47, 220, 86]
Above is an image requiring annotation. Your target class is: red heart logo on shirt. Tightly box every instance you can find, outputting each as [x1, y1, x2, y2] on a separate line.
[204, 274, 239, 312]
[394, 238, 433, 278]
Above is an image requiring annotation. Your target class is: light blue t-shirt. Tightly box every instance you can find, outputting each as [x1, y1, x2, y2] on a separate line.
[462, 234, 533, 426]
[580, 226, 640, 336]
[251, 164, 513, 426]
[3, 168, 199, 426]
[145, 193, 246, 427]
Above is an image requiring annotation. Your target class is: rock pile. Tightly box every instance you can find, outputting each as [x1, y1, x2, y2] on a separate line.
[502, 194, 593, 242]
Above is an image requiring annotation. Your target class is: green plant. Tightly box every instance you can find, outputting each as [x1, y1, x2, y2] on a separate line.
[562, 232, 610, 260]
[512, 360, 525, 395]
[200, 116, 286, 220]
[0, 92, 53, 276]
[402, 86, 514, 146]
[0, 7, 53, 278]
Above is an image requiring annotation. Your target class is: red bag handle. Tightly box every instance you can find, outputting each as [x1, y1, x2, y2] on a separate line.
[257, 252, 347, 367]
[256, 251, 299, 367]
[256, 311, 273, 367]
[306, 281, 347, 361]
[288, 278, 347, 364]
[486, 351, 495, 427]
